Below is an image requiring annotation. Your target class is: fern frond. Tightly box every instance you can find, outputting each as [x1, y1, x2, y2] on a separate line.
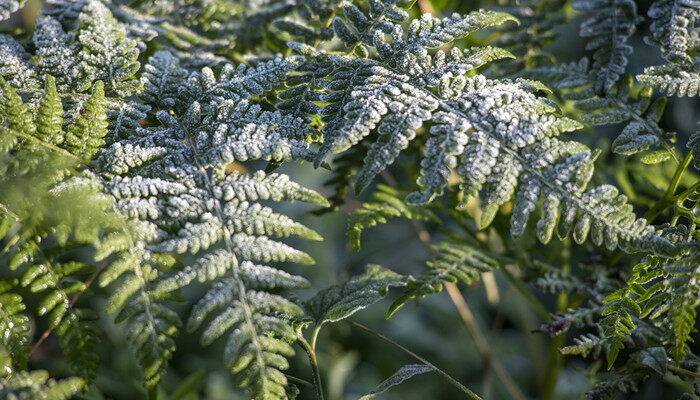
[74, 0, 141, 96]
[560, 331, 608, 358]
[388, 239, 499, 317]
[0, 79, 126, 384]
[637, 64, 700, 97]
[33, 17, 79, 93]
[600, 240, 699, 368]
[526, 63, 677, 160]
[63, 80, 108, 159]
[490, 0, 570, 75]
[572, 0, 642, 93]
[0, 370, 83, 400]
[0, 0, 25, 22]
[348, 184, 439, 250]
[305, 264, 406, 327]
[290, 5, 676, 254]
[99, 246, 181, 389]
[93, 49, 329, 398]
[0, 278, 30, 375]
[645, 0, 699, 67]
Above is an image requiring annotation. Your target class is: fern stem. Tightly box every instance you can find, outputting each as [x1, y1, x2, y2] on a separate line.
[296, 337, 325, 400]
[347, 319, 483, 400]
[310, 325, 322, 351]
[607, 149, 693, 267]
[667, 364, 700, 379]
[444, 283, 526, 400]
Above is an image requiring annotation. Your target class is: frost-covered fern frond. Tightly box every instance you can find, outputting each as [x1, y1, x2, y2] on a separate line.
[289, 6, 675, 254]
[637, 64, 700, 98]
[387, 238, 499, 317]
[525, 63, 678, 161]
[0, 8, 148, 142]
[91, 48, 328, 397]
[638, 0, 700, 97]
[572, 0, 642, 93]
[0, 370, 84, 400]
[45, 0, 343, 66]
[348, 184, 438, 250]
[0, 0, 25, 22]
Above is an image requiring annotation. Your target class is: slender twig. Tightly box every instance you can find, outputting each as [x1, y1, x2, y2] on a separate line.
[296, 337, 325, 400]
[668, 364, 700, 379]
[379, 170, 527, 400]
[444, 283, 527, 400]
[347, 320, 483, 400]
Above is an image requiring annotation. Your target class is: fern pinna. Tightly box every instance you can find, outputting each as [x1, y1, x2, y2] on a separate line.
[0, 0, 698, 399]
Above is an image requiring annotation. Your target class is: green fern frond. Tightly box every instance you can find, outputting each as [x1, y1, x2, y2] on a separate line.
[388, 239, 499, 317]
[0, 278, 30, 376]
[305, 264, 407, 327]
[349, 184, 439, 250]
[0, 370, 84, 400]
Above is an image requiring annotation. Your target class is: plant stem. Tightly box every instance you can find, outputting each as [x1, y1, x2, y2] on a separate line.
[297, 337, 325, 400]
[668, 364, 700, 379]
[381, 170, 526, 400]
[285, 374, 314, 388]
[347, 320, 483, 400]
[310, 325, 322, 351]
[444, 283, 526, 400]
[607, 149, 693, 267]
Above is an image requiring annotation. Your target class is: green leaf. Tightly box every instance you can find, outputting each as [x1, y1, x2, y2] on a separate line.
[305, 264, 407, 327]
[631, 347, 667, 375]
[358, 364, 433, 400]
[640, 150, 672, 164]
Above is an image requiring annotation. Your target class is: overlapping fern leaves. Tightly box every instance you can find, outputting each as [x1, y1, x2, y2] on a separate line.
[283, 0, 675, 257]
[0, 0, 698, 399]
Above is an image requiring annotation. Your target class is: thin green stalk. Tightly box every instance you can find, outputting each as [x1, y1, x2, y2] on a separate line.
[297, 337, 325, 400]
[607, 149, 693, 267]
[668, 364, 700, 379]
[310, 325, 322, 351]
[347, 320, 483, 400]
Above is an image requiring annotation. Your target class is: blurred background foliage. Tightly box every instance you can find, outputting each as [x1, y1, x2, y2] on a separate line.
[1, 0, 698, 399]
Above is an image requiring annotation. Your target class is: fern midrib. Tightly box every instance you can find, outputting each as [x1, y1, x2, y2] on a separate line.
[177, 118, 270, 385]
